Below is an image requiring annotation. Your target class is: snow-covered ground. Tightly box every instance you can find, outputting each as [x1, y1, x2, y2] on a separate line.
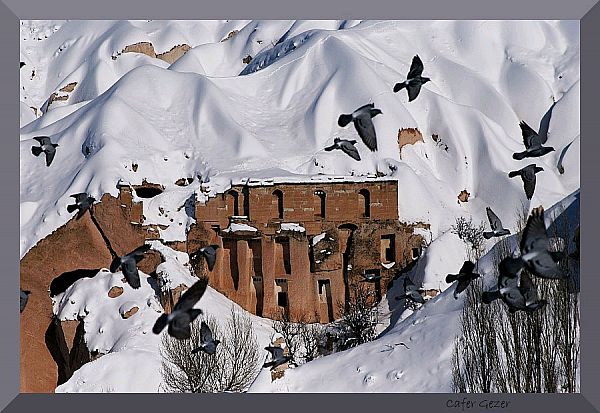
[20, 20, 579, 393]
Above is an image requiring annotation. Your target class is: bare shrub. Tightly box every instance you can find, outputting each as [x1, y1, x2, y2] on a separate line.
[160, 307, 260, 393]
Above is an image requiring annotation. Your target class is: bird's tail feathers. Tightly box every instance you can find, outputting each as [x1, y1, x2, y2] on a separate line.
[483, 232, 494, 239]
[512, 152, 527, 161]
[508, 171, 520, 178]
[324, 144, 336, 152]
[66, 204, 78, 213]
[445, 273, 458, 283]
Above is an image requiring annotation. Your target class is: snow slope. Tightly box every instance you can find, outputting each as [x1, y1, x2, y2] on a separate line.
[20, 20, 579, 392]
[249, 190, 580, 392]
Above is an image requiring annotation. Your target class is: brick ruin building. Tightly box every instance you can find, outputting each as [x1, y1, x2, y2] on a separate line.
[187, 178, 425, 323]
[19, 176, 424, 392]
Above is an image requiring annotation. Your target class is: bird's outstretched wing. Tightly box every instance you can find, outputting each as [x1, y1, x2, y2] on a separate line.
[128, 244, 151, 258]
[173, 277, 209, 312]
[121, 258, 141, 289]
[202, 246, 219, 272]
[200, 321, 213, 343]
[407, 55, 424, 78]
[45, 149, 56, 167]
[486, 207, 503, 231]
[459, 261, 475, 275]
[520, 207, 549, 256]
[519, 121, 540, 149]
[522, 169, 537, 200]
[340, 143, 361, 161]
[354, 116, 378, 151]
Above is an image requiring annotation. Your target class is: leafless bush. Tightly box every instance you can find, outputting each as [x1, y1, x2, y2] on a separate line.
[333, 282, 379, 351]
[160, 307, 260, 393]
[451, 216, 487, 262]
[272, 311, 326, 364]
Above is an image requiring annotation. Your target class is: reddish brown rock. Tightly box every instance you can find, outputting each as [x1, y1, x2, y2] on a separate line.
[458, 190, 470, 203]
[108, 286, 124, 298]
[398, 128, 424, 154]
[121, 306, 139, 319]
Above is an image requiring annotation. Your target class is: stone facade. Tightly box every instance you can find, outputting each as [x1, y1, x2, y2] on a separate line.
[187, 179, 424, 323]
[19, 177, 425, 392]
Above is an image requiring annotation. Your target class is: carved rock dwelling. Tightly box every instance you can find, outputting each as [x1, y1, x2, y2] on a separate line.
[20, 177, 424, 392]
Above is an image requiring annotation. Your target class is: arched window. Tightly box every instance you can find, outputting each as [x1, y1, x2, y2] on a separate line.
[358, 189, 370, 218]
[227, 190, 239, 216]
[273, 190, 284, 219]
[315, 190, 326, 219]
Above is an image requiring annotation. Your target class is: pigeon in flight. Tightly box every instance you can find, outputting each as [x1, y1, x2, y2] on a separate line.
[508, 164, 544, 200]
[263, 346, 292, 370]
[482, 258, 546, 313]
[191, 321, 220, 355]
[393, 55, 431, 102]
[512, 121, 555, 160]
[109, 244, 151, 289]
[191, 245, 220, 272]
[324, 138, 361, 161]
[445, 261, 480, 299]
[67, 193, 96, 220]
[31, 136, 59, 167]
[483, 207, 511, 239]
[20, 289, 31, 313]
[338, 103, 382, 152]
[360, 271, 382, 282]
[502, 206, 565, 279]
[153, 277, 209, 340]
[395, 277, 425, 304]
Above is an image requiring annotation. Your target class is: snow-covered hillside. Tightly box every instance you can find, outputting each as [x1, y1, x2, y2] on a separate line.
[20, 20, 579, 393]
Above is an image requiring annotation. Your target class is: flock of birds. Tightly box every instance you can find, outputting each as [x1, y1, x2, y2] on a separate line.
[22, 53, 577, 374]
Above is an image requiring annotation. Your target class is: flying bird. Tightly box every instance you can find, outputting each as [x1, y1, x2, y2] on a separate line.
[508, 164, 544, 200]
[324, 138, 361, 161]
[109, 244, 151, 289]
[263, 346, 292, 370]
[482, 258, 546, 313]
[153, 277, 209, 340]
[20, 289, 31, 313]
[66, 193, 96, 219]
[360, 271, 382, 282]
[512, 121, 555, 160]
[338, 103, 382, 152]
[483, 207, 511, 239]
[31, 136, 59, 167]
[191, 245, 220, 272]
[191, 321, 220, 355]
[445, 261, 480, 299]
[20, 62, 26, 68]
[393, 55, 431, 102]
[395, 277, 425, 304]
[502, 206, 565, 279]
